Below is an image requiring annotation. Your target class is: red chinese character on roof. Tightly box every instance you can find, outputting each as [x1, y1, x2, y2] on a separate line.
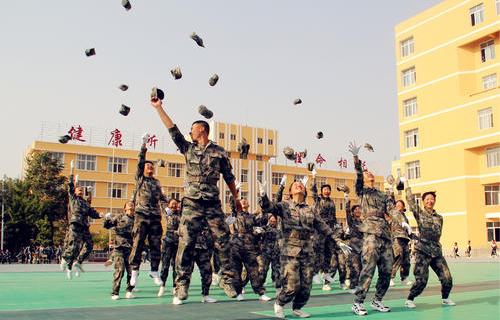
[315, 154, 326, 167]
[147, 134, 158, 149]
[108, 129, 123, 147]
[68, 125, 86, 142]
[338, 157, 347, 169]
[294, 152, 303, 164]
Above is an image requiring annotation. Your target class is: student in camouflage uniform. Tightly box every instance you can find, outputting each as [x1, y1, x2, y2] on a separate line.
[158, 198, 181, 297]
[61, 162, 102, 279]
[151, 98, 240, 302]
[260, 215, 281, 291]
[348, 141, 394, 315]
[389, 200, 413, 287]
[404, 183, 455, 308]
[260, 180, 351, 319]
[345, 197, 363, 293]
[104, 201, 136, 300]
[129, 137, 168, 287]
[73, 187, 96, 277]
[229, 197, 271, 301]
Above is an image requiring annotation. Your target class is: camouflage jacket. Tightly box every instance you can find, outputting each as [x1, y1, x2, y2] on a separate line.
[311, 177, 337, 228]
[230, 201, 267, 251]
[261, 224, 279, 255]
[103, 212, 134, 249]
[390, 209, 410, 240]
[260, 194, 342, 258]
[354, 159, 392, 240]
[68, 174, 101, 226]
[345, 199, 363, 253]
[169, 125, 235, 201]
[162, 209, 181, 243]
[135, 146, 168, 218]
[406, 187, 443, 258]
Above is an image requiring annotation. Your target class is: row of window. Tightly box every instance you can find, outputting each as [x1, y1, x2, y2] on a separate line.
[218, 132, 274, 145]
[78, 181, 184, 200]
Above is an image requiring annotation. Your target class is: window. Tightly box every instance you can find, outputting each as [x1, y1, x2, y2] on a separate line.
[225, 190, 232, 205]
[257, 170, 263, 183]
[497, 0, 500, 15]
[334, 178, 346, 189]
[400, 37, 414, 58]
[406, 160, 420, 179]
[335, 198, 345, 210]
[482, 74, 497, 90]
[240, 152, 247, 159]
[79, 180, 96, 197]
[256, 155, 263, 161]
[241, 191, 248, 200]
[165, 186, 183, 200]
[241, 169, 248, 183]
[108, 157, 127, 173]
[478, 107, 493, 129]
[268, 139, 274, 145]
[402, 67, 416, 87]
[486, 222, 500, 241]
[77, 154, 96, 171]
[230, 134, 236, 141]
[219, 132, 225, 139]
[294, 174, 305, 182]
[403, 97, 418, 117]
[485, 185, 499, 205]
[257, 137, 263, 144]
[226, 151, 232, 158]
[107, 183, 127, 199]
[470, 3, 484, 26]
[396, 168, 401, 177]
[487, 147, 500, 168]
[167, 162, 184, 178]
[315, 176, 328, 190]
[374, 182, 381, 190]
[404, 129, 419, 148]
[413, 193, 422, 208]
[480, 40, 495, 63]
[272, 172, 284, 186]
[49, 152, 64, 166]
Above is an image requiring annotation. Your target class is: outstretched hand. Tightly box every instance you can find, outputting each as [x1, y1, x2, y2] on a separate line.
[348, 140, 361, 157]
[150, 97, 162, 109]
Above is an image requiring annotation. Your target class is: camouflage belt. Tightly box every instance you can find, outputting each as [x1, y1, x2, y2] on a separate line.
[187, 176, 218, 185]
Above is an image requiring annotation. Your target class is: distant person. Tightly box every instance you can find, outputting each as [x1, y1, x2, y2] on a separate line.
[491, 241, 498, 258]
[465, 241, 471, 258]
[453, 242, 459, 258]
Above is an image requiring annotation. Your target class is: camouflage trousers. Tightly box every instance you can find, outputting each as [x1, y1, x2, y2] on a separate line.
[354, 234, 393, 303]
[277, 255, 315, 310]
[312, 235, 329, 274]
[175, 198, 234, 296]
[408, 250, 452, 300]
[160, 237, 178, 287]
[129, 213, 163, 271]
[261, 249, 281, 288]
[329, 247, 347, 285]
[348, 251, 362, 289]
[391, 237, 411, 280]
[232, 242, 265, 295]
[62, 223, 93, 268]
[211, 248, 220, 274]
[112, 247, 135, 295]
[184, 247, 213, 296]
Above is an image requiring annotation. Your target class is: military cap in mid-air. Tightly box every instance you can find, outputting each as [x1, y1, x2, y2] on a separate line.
[190, 32, 205, 47]
[209, 74, 219, 86]
[198, 105, 213, 119]
[171, 67, 182, 80]
[119, 104, 130, 116]
[85, 48, 96, 57]
[151, 87, 165, 100]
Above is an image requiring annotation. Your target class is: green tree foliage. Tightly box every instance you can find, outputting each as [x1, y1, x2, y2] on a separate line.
[91, 231, 109, 250]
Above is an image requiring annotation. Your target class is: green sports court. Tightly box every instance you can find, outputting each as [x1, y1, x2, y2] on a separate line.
[0, 259, 498, 320]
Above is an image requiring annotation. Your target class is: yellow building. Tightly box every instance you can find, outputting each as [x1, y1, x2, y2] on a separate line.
[392, 0, 500, 255]
[24, 121, 384, 241]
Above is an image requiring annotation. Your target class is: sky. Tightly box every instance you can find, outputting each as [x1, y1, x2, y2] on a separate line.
[0, 0, 444, 178]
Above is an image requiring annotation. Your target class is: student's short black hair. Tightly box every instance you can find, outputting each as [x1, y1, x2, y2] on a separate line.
[192, 120, 210, 135]
[422, 191, 436, 201]
[395, 200, 406, 208]
[144, 160, 154, 166]
[351, 205, 361, 212]
[321, 184, 331, 192]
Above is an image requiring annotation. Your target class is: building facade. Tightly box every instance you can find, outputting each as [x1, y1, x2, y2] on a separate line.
[25, 121, 384, 242]
[392, 0, 500, 253]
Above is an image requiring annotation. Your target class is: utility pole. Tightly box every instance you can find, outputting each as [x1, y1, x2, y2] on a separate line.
[1, 176, 5, 251]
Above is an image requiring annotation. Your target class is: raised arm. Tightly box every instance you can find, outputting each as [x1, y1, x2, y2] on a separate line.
[348, 141, 364, 196]
[68, 160, 75, 198]
[345, 198, 353, 227]
[151, 99, 174, 129]
[135, 143, 147, 181]
[310, 170, 321, 204]
[405, 181, 421, 220]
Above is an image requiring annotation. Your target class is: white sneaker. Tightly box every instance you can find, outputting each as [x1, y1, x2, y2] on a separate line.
[130, 270, 139, 286]
[442, 298, 456, 306]
[389, 279, 395, 287]
[73, 262, 85, 273]
[172, 296, 183, 305]
[402, 278, 413, 286]
[259, 294, 271, 301]
[236, 293, 245, 301]
[274, 302, 285, 318]
[66, 269, 73, 280]
[313, 274, 321, 285]
[352, 302, 368, 316]
[340, 283, 348, 290]
[405, 300, 416, 308]
[126, 291, 136, 299]
[149, 271, 164, 286]
[111, 294, 119, 300]
[211, 273, 220, 286]
[158, 285, 165, 297]
[242, 287, 246, 294]
[322, 284, 332, 291]
[292, 309, 310, 318]
[345, 279, 351, 287]
[323, 273, 335, 283]
[201, 295, 217, 303]
[370, 299, 391, 312]
[60, 259, 68, 271]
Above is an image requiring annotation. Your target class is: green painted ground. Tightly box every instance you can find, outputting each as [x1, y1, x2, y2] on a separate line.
[0, 260, 498, 319]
